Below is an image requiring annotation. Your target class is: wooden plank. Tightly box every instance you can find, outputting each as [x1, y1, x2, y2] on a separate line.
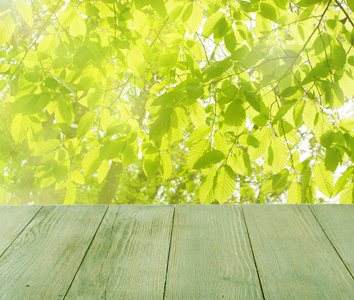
[242, 205, 354, 299]
[310, 204, 354, 277]
[0, 205, 107, 300]
[164, 205, 263, 300]
[65, 205, 174, 300]
[0, 205, 41, 256]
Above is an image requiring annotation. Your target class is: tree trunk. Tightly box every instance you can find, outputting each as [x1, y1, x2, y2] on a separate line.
[98, 162, 123, 204]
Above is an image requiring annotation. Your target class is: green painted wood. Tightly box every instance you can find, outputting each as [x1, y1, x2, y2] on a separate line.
[0, 205, 107, 300]
[242, 205, 354, 300]
[0, 205, 41, 256]
[310, 204, 354, 277]
[65, 205, 174, 300]
[164, 205, 263, 300]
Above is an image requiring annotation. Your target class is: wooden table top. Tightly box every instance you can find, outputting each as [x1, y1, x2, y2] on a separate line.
[0, 205, 353, 299]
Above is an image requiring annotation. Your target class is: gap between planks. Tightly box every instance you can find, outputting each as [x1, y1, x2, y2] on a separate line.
[240, 206, 266, 300]
[308, 206, 354, 280]
[162, 205, 176, 300]
[62, 205, 110, 299]
[0, 206, 44, 260]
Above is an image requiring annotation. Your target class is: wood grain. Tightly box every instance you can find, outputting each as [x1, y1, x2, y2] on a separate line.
[310, 204, 354, 277]
[0, 205, 107, 300]
[65, 205, 174, 300]
[164, 205, 263, 300]
[242, 205, 354, 299]
[0, 205, 41, 256]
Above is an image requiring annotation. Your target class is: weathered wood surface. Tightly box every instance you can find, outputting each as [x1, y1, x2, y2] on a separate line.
[0, 205, 41, 256]
[0, 205, 107, 300]
[0, 204, 353, 300]
[242, 205, 354, 299]
[164, 205, 263, 299]
[65, 205, 174, 299]
[310, 205, 354, 277]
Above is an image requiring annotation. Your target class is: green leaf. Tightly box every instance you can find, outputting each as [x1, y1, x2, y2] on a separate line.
[313, 163, 334, 197]
[224, 31, 237, 53]
[149, 107, 172, 140]
[187, 139, 210, 169]
[347, 0, 354, 11]
[45, 77, 59, 90]
[82, 147, 101, 176]
[320, 130, 335, 149]
[37, 35, 59, 60]
[17, 1, 33, 27]
[100, 139, 126, 160]
[272, 169, 289, 190]
[203, 59, 232, 82]
[260, 2, 278, 22]
[314, 113, 332, 145]
[339, 118, 354, 132]
[127, 46, 145, 77]
[244, 92, 261, 113]
[331, 44, 346, 70]
[333, 166, 354, 196]
[77, 111, 96, 138]
[56, 100, 73, 124]
[300, 167, 313, 203]
[280, 86, 299, 98]
[187, 125, 211, 146]
[142, 143, 160, 179]
[267, 137, 288, 173]
[79, 2, 99, 16]
[287, 182, 301, 204]
[11, 114, 29, 143]
[71, 170, 85, 185]
[203, 11, 223, 38]
[53, 164, 69, 183]
[323, 82, 344, 108]
[249, 127, 272, 161]
[214, 132, 228, 154]
[224, 99, 246, 130]
[339, 183, 354, 204]
[215, 165, 236, 204]
[199, 173, 216, 204]
[303, 101, 317, 131]
[100, 108, 111, 132]
[69, 13, 86, 38]
[63, 182, 76, 205]
[161, 153, 172, 179]
[186, 82, 204, 100]
[302, 64, 329, 85]
[32, 139, 61, 156]
[58, 7, 77, 27]
[185, 2, 203, 34]
[293, 99, 306, 127]
[214, 16, 229, 39]
[123, 144, 137, 167]
[97, 160, 110, 184]
[324, 148, 339, 172]
[151, 91, 183, 106]
[12, 93, 51, 115]
[193, 149, 224, 169]
[0, 13, 15, 44]
[187, 101, 206, 126]
[272, 99, 297, 125]
[143, 156, 160, 179]
[150, 0, 167, 17]
[297, 0, 321, 7]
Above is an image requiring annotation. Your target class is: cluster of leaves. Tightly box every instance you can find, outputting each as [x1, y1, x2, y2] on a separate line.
[0, 0, 353, 205]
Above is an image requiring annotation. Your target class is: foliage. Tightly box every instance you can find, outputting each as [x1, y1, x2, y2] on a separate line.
[0, 0, 353, 205]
